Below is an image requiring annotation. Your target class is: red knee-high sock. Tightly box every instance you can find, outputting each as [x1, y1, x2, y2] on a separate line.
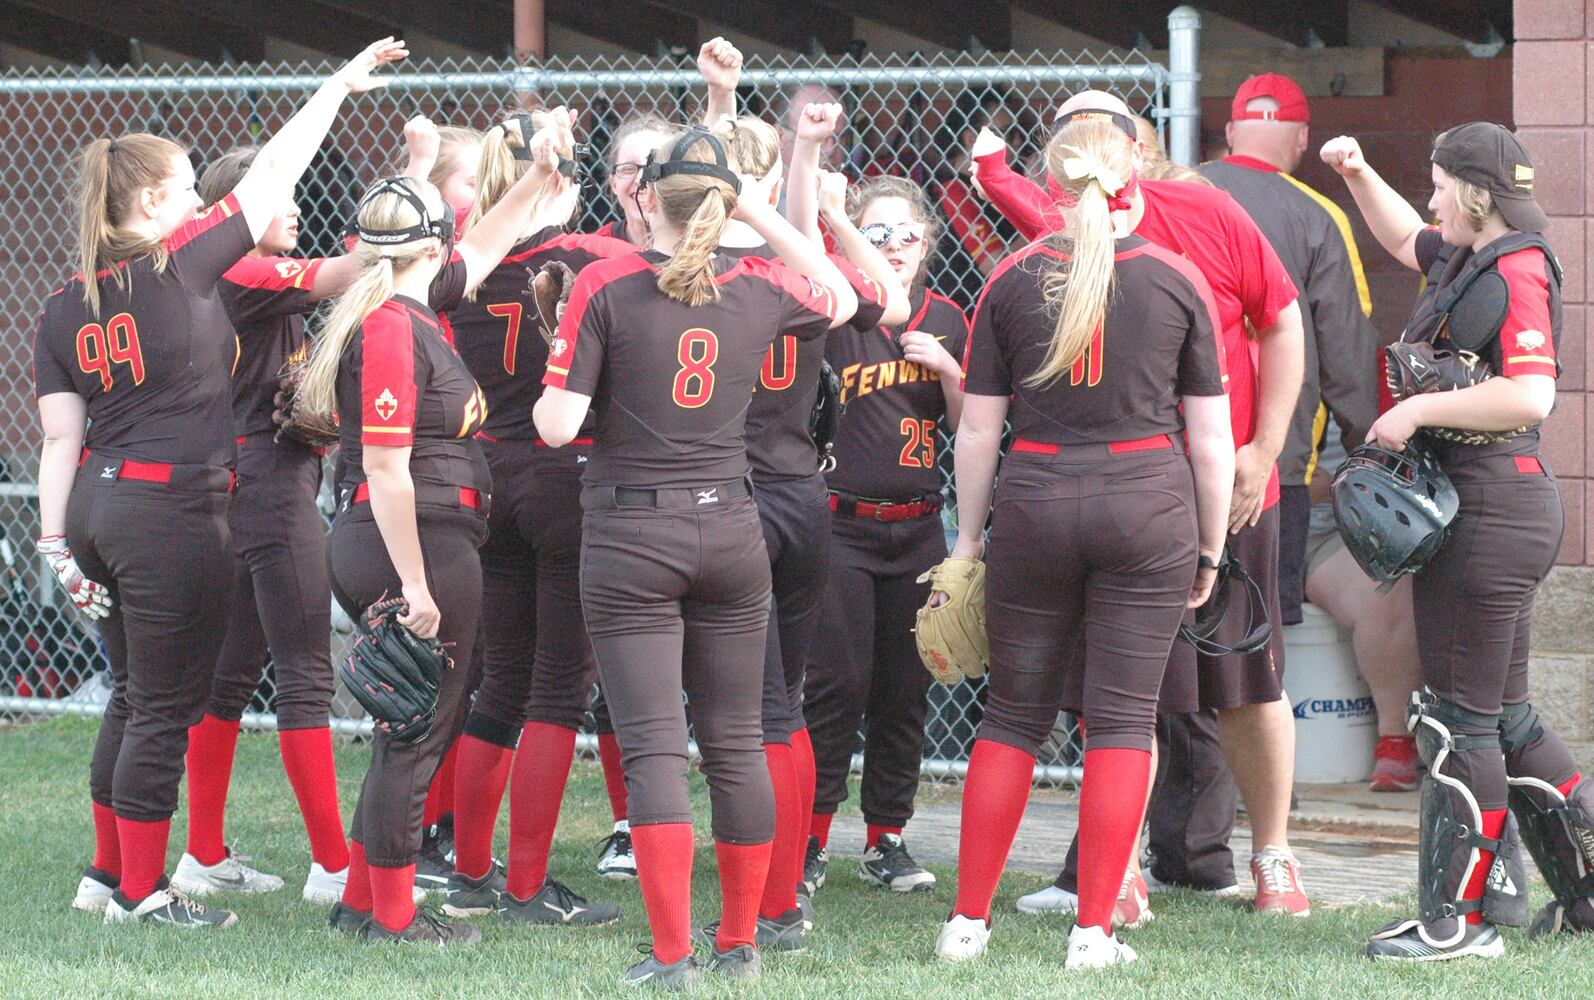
[717, 840, 774, 950]
[451, 733, 515, 881]
[341, 840, 372, 912]
[1561, 774, 1583, 796]
[1462, 809, 1508, 925]
[277, 727, 349, 871]
[184, 714, 241, 866]
[370, 863, 418, 932]
[116, 815, 171, 902]
[92, 802, 122, 877]
[866, 824, 902, 850]
[953, 739, 1034, 921]
[505, 723, 577, 899]
[790, 727, 817, 845]
[632, 823, 695, 964]
[1076, 747, 1152, 932]
[810, 811, 834, 848]
[759, 743, 802, 918]
[597, 733, 628, 823]
[423, 739, 460, 828]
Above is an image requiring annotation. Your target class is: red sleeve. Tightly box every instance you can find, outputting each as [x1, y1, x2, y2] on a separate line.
[828, 254, 888, 332]
[165, 192, 254, 288]
[220, 256, 325, 327]
[738, 256, 838, 342]
[359, 305, 417, 447]
[1226, 197, 1299, 332]
[972, 149, 1060, 241]
[1496, 248, 1558, 378]
[939, 178, 1005, 268]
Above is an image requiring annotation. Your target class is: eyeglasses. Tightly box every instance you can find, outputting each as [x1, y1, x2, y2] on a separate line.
[612, 161, 646, 180]
[859, 222, 926, 248]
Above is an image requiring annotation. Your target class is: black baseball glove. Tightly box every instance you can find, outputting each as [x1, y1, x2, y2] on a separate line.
[339, 597, 452, 744]
[1384, 341, 1526, 444]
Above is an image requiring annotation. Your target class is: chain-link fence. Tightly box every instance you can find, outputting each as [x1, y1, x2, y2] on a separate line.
[0, 47, 1175, 787]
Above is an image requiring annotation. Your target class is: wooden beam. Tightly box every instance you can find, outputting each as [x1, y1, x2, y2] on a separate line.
[1195, 0, 1348, 46]
[831, 0, 1010, 51]
[645, 0, 852, 55]
[0, 1, 130, 64]
[166, 0, 398, 58]
[1009, 0, 1170, 50]
[11, 0, 265, 62]
[1362, 0, 1511, 42]
[313, 0, 513, 54]
[545, 0, 696, 53]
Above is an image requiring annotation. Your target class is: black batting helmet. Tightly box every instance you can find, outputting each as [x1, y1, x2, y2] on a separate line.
[1331, 443, 1459, 588]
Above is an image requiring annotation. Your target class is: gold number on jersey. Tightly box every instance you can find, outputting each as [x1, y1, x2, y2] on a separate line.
[672, 328, 719, 409]
[760, 335, 798, 391]
[75, 313, 145, 392]
[898, 418, 937, 468]
[486, 301, 523, 375]
[1069, 325, 1105, 388]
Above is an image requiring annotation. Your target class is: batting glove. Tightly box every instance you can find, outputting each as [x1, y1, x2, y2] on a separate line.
[37, 535, 112, 620]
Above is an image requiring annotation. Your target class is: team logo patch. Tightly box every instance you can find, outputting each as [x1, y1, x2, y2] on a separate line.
[374, 388, 399, 421]
[695, 488, 719, 505]
[1516, 330, 1546, 352]
[550, 337, 569, 358]
[274, 260, 305, 281]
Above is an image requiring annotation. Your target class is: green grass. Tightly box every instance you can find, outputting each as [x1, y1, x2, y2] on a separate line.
[1, 717, 1591, 999]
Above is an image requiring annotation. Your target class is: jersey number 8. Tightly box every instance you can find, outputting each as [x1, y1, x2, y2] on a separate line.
[672, 328, 719, 409]
[76, 313, 145, 392]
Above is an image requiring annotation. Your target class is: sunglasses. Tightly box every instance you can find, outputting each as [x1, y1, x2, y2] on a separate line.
[859, 222, 926, 249]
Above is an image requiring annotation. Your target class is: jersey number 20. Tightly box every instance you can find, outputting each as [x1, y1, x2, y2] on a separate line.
[672, 328, 719, 408]
[76, 313, 145, 392]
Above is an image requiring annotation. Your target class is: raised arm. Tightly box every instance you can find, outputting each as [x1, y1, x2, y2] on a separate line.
[816, 170, 910, 326]
[453, 111, 566, 295]
[1320, 136, 1425, 272]
[698, 37, 742, 125]
[785, 102, 843, 243]
[969, 127, 1056, 241]
[734, 191, 858, 329]
[230, 37, 408, 244]
[401, 115, 440, 183]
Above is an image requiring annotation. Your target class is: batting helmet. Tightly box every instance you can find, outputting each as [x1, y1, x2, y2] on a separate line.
[1331, 443, 1459, 588]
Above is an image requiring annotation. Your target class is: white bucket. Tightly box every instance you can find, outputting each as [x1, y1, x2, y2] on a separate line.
[1285, 602, 1379, 783]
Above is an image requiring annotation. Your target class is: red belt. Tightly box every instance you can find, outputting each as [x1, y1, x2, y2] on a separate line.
[79, 449, 236, 492]
[829, 492, 942, 522]
[1010, 433, 1175, 456]
[1515, 456, 1545, 475]
[350, 482, 483, 509]
[475, 432, 593, 447]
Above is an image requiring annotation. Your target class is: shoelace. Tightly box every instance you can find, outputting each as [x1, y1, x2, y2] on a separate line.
[1117, 869, 1135, 901]
[1255, 852, 1298, 894]
[597, 830, 632, 858]
[543, 877, 589, 910]
[164, 886, 209, 918]
[878, 842, 919, 871]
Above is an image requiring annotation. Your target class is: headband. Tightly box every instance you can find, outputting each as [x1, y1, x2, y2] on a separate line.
[1058, 108, 1140, 142]
[355, 177, 455, 247]
[640, 126, 741, 194]
[502, 115, 585, 179]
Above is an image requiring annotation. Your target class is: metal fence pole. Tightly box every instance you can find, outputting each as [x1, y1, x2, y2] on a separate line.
[1167, 6, 1202, 166]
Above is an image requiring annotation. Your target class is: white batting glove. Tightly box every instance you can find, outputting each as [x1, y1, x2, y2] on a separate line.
[37, 535, 112, 620]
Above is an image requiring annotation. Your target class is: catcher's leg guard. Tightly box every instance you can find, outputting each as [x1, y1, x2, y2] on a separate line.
[1502, 703, 1594, 935]
[1369, 689, 1526, 955]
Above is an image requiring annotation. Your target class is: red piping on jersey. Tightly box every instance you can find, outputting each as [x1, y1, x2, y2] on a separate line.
[500, 231, 636, 265]
[1011, 434, 1175, 455]
[1222, 154, 1282, 174]
[534, 437, 592, 447]
[166, 193, 241, 254]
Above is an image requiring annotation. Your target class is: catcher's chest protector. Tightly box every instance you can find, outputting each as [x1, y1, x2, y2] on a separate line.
[1402, 232, 1564, 372]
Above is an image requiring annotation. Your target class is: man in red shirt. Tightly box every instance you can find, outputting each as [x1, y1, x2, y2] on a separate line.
[973, 90, 1310, 915]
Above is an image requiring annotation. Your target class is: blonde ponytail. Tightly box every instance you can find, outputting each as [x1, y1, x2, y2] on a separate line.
[75, 133, 185, 316]
[1026, 119, 1134, 389]
[466, 111, 570, 234]
[649, 131, 739, 306]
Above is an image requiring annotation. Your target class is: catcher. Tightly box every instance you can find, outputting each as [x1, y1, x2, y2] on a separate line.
[928, 115, 1233, 970]
[1323, 123, 1584, 961]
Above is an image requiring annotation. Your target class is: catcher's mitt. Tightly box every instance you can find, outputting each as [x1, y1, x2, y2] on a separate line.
[1384, 341, 1527, 445]
[272, 357, 340, 449]
[526, 259, 577, 349]
[913, 557, 989, 685]
[339, 597, 452, 744]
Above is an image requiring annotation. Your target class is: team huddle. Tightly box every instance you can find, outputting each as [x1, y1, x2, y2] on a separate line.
[28, 32, 1594, 988]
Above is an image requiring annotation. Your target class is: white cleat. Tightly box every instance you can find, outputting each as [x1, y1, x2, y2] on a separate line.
[935, 914, 991, 961]
[171, 850, 284, 897]
[1016, 883, 1079, 915]
[302, 862, 348, 906]
[73, 866, 118, 913]
[1065, 923, 1138, 970]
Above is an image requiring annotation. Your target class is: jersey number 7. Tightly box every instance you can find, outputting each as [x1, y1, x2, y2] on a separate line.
[76, 314, 145, 392]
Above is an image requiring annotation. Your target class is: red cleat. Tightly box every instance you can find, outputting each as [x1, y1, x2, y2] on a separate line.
[1369, 735, 1418, 793]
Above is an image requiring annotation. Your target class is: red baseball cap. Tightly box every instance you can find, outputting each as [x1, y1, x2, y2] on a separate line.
[1232, 73, 1310, 124]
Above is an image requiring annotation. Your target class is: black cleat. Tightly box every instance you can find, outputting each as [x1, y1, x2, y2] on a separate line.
[1366, 918, 1504, 961]
[500, 876, 622, 926]
[755, 907, 807, 952]
[327, 901, 369, 936]
[801, 836, 828, 895]
[414, 827, 453, 894]
[442, 863, 506, 917]
[363, 905, 482, 947]
[104, 880, 237, 929]
[859, 833, 936, 892]
[620, 945, 701, 991]
[705, 943, 762, 981]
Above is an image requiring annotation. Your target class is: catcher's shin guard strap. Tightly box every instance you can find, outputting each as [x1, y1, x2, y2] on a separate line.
[1507, 776, 1594, 910]
[1408, 687, 1500, 768]
[1499, 701, 1547, 754]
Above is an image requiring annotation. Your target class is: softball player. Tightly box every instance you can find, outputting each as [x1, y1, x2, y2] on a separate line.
[1323, 125, 1587, 959]
[37, 39, 408, 929]
[801, 174, 968, 895]
[534, 128, 858, 987]
[937, 114, 1233, 969]
[437, 109, 635, 925]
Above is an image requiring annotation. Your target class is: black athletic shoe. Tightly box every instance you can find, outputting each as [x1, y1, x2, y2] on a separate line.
[705, 943, 762, 981]
[1530, 898, 1594, 938]
[859, 833, 936, 892]
[415, 830, 453, 894]
[801, 836, 828, 895]
[363, 905, 482, 947]
[620, 945, 701, 990]
[1366, 918, 1504, 961]
[104, 882, 238, 929]
[441, 863, 506, 917]
[430, 814, 457, 865]
[500, 876, 622, 926]
[694, 908, 805, 954]
[327, 901, 369, 936]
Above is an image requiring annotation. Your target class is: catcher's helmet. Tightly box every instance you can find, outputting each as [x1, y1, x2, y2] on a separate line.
[1331, 443, 1459, 587]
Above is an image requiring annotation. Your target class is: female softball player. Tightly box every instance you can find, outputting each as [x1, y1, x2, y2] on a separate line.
[437, 108, 635, 925]
[801, 173, 968, 895]
[1323, 124, 1588, 959]
[36, 38, 408, 929]
[534, 127, 857, 987]
[933, 115, 1233, 969]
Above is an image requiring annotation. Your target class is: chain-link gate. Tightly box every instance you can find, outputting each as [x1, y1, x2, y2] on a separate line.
[0, 48, 1174, 788]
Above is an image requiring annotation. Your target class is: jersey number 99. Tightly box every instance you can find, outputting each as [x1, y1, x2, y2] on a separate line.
[76, 313, 145, 392]
[672, 328, 719, 409]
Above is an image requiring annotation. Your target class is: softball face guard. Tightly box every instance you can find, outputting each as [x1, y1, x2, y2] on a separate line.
[1176, 547, 1272, 657]
[1331, 442, 1459, 590]
[355, 176, 456, 249]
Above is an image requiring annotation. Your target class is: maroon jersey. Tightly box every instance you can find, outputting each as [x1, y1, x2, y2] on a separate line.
[333, 295, 490, 496]
[219, 255, 325, 437]
[963, 236, 1228, 443]
[33, 193, 254, 466]
[448, 227, 634, 440]
[824, 286, 969, 499]
[545, 252, 839, 488]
